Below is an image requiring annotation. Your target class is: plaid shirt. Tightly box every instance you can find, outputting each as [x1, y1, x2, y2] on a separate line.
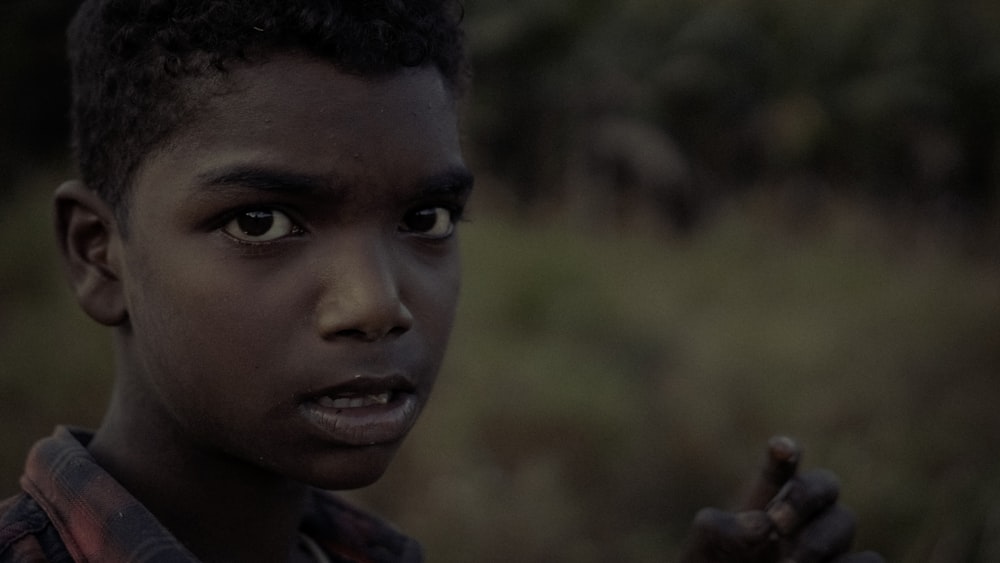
[0, 427, 422, 562]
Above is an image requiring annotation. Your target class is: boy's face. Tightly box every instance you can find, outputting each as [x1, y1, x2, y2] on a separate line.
[112, 55, 471, 488]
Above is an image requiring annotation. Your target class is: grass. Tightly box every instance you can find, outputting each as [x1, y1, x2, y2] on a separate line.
[2, 175, 998, 561]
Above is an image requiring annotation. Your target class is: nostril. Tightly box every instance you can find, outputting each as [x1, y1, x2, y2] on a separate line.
[333, 323, 409, 342]
[334, 328, 369, 340]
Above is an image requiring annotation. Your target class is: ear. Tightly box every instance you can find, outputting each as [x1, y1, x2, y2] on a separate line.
[54, 180, 128, 326]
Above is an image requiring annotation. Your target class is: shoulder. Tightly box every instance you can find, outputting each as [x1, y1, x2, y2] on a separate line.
[0, 493, 71, 562]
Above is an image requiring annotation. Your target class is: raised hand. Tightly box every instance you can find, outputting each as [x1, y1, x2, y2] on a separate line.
[681, 436, 883, 563]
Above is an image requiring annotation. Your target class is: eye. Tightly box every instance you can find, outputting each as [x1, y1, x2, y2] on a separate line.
[401, 207, 457, 239]
[221, 209, 300, 242]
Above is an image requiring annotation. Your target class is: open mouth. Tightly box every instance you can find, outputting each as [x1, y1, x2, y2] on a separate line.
[299, 376, 420, 446]
[316, 392, 392, 409]
[305, 374, 414, 410]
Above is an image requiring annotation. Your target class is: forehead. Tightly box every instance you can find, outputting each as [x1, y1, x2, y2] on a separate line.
[132, 54, 465, 210]
[197, 53, 456, 143]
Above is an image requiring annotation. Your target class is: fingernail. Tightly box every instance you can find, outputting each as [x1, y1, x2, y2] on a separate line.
[768, 436, 800, 463]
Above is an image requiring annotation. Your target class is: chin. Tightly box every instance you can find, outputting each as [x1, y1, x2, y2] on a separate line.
[298, 444, 400, 491]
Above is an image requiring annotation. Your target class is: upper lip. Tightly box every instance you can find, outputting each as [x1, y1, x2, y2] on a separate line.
[300, 374, 416, 402]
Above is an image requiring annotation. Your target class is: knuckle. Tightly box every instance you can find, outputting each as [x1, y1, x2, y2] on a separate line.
[790, 505, 858, 561]
[802, 468, 841, 491]
[692, 507, 731, 534]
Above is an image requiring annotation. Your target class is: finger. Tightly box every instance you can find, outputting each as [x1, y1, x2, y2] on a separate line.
[785, 504, 856, 563]
[743, 435, 801, 510]
[765, 469, 840, 536]
[682, 508, 777, 563]
[831, 551, 885, 563]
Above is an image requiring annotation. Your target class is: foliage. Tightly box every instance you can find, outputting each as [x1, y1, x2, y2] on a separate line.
[463, 0, 1000, 229]
[0, 1, 76, 193]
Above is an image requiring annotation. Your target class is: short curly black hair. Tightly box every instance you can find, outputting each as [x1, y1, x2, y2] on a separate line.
[67, 0, 468, 221]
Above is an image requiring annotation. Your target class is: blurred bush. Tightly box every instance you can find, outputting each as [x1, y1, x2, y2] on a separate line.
[0, 1, 76, 194]
[464, 0, 1000, 235]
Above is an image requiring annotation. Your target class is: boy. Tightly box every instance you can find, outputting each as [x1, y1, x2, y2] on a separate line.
[0, 1, 880, 561]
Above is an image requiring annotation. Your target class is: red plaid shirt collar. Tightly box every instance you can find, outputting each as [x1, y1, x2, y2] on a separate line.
[1, 427, 422, 562]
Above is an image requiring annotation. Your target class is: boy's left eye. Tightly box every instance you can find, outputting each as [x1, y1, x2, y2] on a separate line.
[401, 207, 457, 239]
[222, 209, 301, 243]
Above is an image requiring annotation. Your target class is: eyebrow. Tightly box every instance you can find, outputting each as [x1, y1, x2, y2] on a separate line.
[194, 166, 334, 196]
[191, 165, 474, 200]
[412, 168, 476, 199]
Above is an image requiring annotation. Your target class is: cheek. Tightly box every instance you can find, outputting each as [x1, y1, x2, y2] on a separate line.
[124, 255, 295, 418]
[410, 257, 461, 349]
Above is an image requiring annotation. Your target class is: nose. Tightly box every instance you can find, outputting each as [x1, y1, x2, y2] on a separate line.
[314, 235, 413, 342]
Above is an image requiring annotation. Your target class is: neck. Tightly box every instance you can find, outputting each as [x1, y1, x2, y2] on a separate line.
[89, 370, 310, 563]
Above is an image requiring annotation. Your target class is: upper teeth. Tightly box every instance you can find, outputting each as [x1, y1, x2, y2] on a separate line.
[318, 393, 390, 409]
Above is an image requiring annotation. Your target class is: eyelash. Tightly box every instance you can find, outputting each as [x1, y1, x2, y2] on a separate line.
[401, 204, 466, 240]
[219, 207, 305, 246]
[216, 203, 466, 246]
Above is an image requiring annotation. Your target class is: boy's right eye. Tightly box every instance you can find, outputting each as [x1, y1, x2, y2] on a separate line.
[221, 209, 302, 243]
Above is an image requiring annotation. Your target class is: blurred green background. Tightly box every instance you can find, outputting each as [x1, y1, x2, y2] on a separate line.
[2, 1, 999, 561]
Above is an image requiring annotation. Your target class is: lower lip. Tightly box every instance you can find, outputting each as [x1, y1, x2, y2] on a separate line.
[298, 393, 420, 446]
